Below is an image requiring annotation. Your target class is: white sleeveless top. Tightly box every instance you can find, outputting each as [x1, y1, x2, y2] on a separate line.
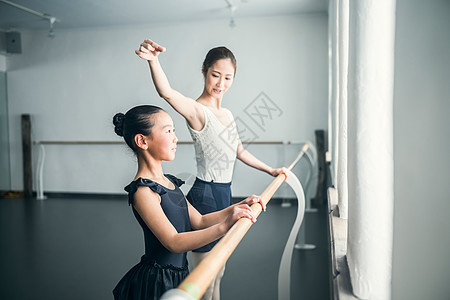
[187, 104, 239, 183]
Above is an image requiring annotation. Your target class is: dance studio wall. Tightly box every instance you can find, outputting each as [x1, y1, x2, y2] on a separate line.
[5, 14, 328, 196]
[0, 55, 5, 71]
[392, 1, 450, 299]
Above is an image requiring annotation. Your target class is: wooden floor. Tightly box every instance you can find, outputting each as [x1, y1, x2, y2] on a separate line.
[0, 196, 330, 300]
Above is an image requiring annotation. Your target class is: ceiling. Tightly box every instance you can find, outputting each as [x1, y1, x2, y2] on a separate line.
[0, 0, 328, 31]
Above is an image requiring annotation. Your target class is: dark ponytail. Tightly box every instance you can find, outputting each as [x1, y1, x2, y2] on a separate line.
[113, 105, 164, 152]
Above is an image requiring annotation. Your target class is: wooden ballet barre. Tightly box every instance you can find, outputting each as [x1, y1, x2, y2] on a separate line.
[175, 143, 310, 300]
[35, 141, 192, 145]
[34, 140, 304, 145]
[37, 141, 124, 145]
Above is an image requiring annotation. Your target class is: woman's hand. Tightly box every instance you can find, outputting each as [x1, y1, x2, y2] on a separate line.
[135, 39, 166, 61]
[225, 203, 257, 230]
[237, 194, 266, 212]
[269, 167, 288, 178]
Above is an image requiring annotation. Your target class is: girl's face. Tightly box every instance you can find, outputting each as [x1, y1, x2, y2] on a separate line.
[147, 111, 178, 161]
[204, 58, 235, 99]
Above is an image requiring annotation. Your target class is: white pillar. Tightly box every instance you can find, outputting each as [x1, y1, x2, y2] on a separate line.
[346, 0, 396, 299]
[336, 0, 349, 219]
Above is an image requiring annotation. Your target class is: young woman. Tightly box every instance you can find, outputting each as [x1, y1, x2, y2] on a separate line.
[135, 39, 284, 300]
[112, 105, 264, 300]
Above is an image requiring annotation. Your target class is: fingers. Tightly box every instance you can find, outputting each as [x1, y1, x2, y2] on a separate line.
[244, 194, 266, 212]
[234, 204, 257, 223]
[272, 167, 288, 177]
[259, 198, 266, 212]
[141, 39, 166, 53]
[134, 49, 147, 59]
[228, 195, 268, 228]
[135, 39, 166, 60]
[251, 195, 266, 212]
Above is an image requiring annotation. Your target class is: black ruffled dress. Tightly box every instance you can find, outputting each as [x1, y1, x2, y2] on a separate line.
[113, 174, 191, 300]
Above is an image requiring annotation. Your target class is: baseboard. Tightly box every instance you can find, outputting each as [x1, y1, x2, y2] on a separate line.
[0, 191, 25, 198]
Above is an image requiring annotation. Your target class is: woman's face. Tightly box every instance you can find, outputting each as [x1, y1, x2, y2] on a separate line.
[204, 58, 235, 99]
[147, 111, 178, 161]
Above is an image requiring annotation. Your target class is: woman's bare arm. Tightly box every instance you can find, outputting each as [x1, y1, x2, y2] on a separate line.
[135, 39, 205, 130]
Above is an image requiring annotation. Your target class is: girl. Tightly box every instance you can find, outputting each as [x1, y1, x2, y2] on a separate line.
[135, 39, 285, 300]
[112, 105, 264, 300]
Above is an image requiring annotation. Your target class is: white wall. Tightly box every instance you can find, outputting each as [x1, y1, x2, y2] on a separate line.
[6, 14, 328, 197]
[0, 55, 5, 71]
[393, 0, 450, 299]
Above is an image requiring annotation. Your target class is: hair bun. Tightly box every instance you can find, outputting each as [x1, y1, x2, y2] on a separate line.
[113, 113, 125, 137]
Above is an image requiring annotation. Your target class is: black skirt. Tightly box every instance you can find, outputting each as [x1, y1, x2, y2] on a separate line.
[186, 177, 232, 252]
[113, 255, 189, 300]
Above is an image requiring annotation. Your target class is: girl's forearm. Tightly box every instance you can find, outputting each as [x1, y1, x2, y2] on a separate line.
[195, 207, 231, 229]
[165, 223, 227, 253]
